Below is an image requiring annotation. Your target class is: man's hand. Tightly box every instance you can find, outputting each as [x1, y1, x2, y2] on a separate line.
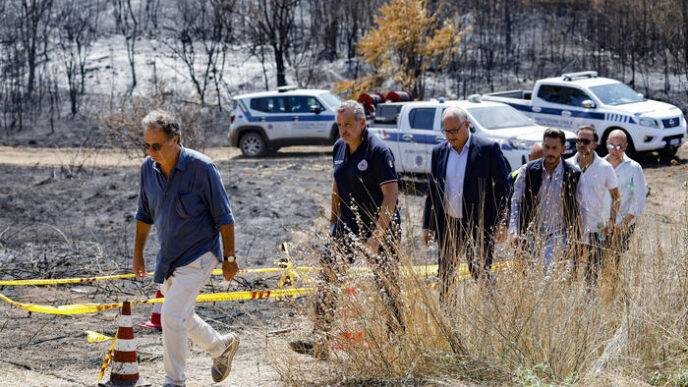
[132, 255, 147, 277]
[222, 260, 239, 282]
[421, 229, 434, 246]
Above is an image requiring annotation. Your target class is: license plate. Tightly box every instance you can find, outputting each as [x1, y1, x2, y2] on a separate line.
[670, 138, 681, 146]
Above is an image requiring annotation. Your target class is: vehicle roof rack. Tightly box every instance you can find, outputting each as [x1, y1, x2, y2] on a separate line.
[277, 85, 298, 92]
[561, 71, 598, 81]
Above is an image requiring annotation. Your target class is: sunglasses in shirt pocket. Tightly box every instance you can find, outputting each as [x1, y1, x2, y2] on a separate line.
[175, 192, 204, 219]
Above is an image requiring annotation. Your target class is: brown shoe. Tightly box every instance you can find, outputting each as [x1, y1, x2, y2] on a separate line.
[289, 339, 329, 360]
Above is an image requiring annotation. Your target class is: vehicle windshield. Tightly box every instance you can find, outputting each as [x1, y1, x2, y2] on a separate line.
[466, 105, 533, 130]
[589, 83, 645, 105]
[319, 92, 343, 109]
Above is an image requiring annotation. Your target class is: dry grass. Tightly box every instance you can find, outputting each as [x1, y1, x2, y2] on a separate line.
[275, 200, 688, 386]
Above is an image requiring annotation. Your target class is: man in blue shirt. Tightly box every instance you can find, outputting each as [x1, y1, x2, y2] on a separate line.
[290, 100, 404, 359]
[133, 110, 239, 386]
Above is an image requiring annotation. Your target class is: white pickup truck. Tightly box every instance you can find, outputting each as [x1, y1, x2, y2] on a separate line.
[368, 97, 577, 174]
[482, 71, 687, 160]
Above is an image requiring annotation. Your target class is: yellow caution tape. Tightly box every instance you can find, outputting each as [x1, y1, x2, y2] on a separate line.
[0, 287, 315, 316]
[98, 336, 117, 382]
[85, 330, 113, 343]
[0, 266, 320, 286]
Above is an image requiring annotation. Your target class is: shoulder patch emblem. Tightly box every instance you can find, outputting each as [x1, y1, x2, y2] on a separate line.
[358, 159, 368, 171]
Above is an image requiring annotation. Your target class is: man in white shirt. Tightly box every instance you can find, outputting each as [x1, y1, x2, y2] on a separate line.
[567, 125, 620, 285]
[603, 129, 647, 267]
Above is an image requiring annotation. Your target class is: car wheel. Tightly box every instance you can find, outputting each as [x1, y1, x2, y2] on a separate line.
[239, 132, 267, 157]
[658, 147, 678, 164]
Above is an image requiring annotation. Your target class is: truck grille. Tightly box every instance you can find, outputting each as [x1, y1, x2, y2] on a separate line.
[662, 117, 681, 128]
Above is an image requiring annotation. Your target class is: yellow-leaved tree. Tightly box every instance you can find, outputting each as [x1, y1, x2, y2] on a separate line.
[336, 0, 462, 100]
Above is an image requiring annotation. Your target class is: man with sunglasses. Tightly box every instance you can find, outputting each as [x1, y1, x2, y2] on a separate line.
[133, 110, 239, 386]
[422, 107, 510, 302]
[567, 125, 620, 286]
[602, 129, 646, 267]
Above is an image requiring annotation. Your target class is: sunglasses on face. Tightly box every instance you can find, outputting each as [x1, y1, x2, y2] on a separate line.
[144, 142, 164, 151]
[576, 138, 593, 145]
[606, 143, 624, 151]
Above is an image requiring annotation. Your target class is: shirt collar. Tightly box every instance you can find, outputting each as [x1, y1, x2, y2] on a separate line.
[543, 158, 563, 177]
[152, 146, 187, 173]
[448, 133, 472, 155]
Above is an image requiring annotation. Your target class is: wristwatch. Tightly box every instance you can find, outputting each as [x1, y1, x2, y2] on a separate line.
[223, 255, 236, 263]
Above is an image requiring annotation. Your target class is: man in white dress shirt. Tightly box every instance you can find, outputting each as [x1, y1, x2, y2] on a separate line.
[567, 125, 620, 285]
[603, 129, 647, 268]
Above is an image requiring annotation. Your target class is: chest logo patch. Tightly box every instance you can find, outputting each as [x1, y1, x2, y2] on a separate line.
[357, 159, 368, 171]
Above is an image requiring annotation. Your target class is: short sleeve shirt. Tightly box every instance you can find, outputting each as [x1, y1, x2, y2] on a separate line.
[567, 152, 618, 233]
[332, 130, 400, 238]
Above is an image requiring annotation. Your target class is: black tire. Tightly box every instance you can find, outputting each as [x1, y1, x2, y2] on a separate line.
[239, 131, 267, 157]
[658, 147, 678, 164]
[600, 128, 636, 159]
[329, 124, 340, 144]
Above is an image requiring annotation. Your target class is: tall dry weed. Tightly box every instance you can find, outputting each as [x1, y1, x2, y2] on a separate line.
[275, 194, 688, 385]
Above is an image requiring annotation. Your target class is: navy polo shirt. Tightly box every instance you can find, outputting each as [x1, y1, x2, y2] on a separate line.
[135, 147, 234, 284]
[332, 129, 400, 238]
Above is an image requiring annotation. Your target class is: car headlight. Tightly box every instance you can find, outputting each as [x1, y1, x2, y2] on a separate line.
[638, 117, 659, 128]
[508, 137, 535, 150]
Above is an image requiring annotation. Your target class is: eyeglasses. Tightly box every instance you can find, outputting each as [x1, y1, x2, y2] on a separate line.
[576, 138, 593, 145]
[144, 142, 164, 151]
[444, 128, 461, 135]
[606, 143, 624, 151]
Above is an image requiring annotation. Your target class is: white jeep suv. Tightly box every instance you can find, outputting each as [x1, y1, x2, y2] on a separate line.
[228, 88, 342, 157]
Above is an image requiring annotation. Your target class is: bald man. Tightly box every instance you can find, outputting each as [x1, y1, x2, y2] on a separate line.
[603, 130, 646, 264]
[422, 107, 510, 299]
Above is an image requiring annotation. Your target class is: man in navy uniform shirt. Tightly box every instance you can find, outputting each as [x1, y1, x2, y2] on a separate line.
[290, 100, 404, 359]
[133, 110, 239, 386]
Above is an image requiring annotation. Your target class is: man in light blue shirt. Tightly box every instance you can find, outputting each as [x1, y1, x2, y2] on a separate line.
[443, 132, 471, 218]
[133, 110, 240, 386]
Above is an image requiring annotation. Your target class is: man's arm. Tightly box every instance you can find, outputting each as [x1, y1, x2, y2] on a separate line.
[609, 187, 620, 229]
[624, 165, 647, 227]
[367, 181, 398, 252]
[133, 220, 151, 277]
[219, 223, 238, 281]
[508, 168, 526, 236]
[330, 180, 340, 226]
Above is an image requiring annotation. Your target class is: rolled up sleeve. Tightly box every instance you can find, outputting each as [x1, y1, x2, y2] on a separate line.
[203, 163, 234, 226]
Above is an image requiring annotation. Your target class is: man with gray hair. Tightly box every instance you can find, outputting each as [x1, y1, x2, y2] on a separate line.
[290, 100, 405, 359]
[423, 106, 510, 300]
[133, 110, 240, 385]
[602, 129, 646, 269]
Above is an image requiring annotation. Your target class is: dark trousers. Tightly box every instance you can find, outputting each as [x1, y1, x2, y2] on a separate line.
[313, 233, 405, 338]
[578, 232, 604, 286]
[437, 216, 494, 305]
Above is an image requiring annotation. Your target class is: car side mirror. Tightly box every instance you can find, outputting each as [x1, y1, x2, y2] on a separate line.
[582, 99, 596, 109]
[310, 105, 322, 114]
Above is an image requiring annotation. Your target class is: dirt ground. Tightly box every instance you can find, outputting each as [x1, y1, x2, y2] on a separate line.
[0, 144, 686, 386]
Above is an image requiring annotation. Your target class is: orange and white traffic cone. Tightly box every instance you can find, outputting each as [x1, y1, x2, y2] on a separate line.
[99, 301, 150, 386]
[334, 287, 366, 349]
[138, 288, 163, 331]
